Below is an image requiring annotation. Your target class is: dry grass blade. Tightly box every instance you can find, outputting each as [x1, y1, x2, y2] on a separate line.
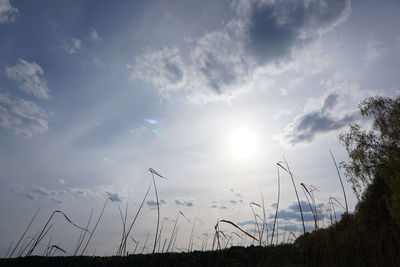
[150, 171, 160, 254]
[8, 208, 40, 258]
[74, 208, 94, 256]
[250, 202, 262, 208]
[81, 198, 110, 255]
[121, 182, 152, 254]
[43, 234, 53, 256]
[260, 192, 266, 246]
[141, 230, 150, 254]
[300, 183, 318, 230]
[282, 157, 306, 234]
[249, 204, 260, 245]
[179, 211, 191, 223]
[149, 168, 166, 179]
[130, 236, 139, 255]
[271, 164, 280, 245]
[330, 150, 349, 214]
[218, 220, 259, 241]
[188, 217, 197, 252]
[50, 244, 67, 254]
[231, 232, 243, 239]
[166, 212, 179, 252]
[57, 211, 91, 234]
[331, 196, 345, 210]
[5, 240, 14, 258]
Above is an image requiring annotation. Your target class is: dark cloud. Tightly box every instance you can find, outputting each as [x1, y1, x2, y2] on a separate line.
[245, 0, 351, 64]
[106, 192, 122, 202]
[236, 220, 255, 227]
[278, 92, 359, 146]
[174, 199, 194, 207]
[269, 201, 328, 222]
[10, 186, 36, 200]
[288, 201, 325, 213]
[133, 0, 351, 102]
[229, 199, 244, 205]
[210, 204, 228, 209]
[146, 199, 166, 207]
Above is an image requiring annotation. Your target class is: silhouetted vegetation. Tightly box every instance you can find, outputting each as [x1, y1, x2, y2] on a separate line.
[2, 96, 400, 266]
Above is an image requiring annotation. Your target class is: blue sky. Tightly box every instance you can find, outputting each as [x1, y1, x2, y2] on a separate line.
[1, 0, 400, 256]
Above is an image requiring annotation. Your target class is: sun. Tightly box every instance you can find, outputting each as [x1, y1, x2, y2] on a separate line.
[228, 128, 258, 159]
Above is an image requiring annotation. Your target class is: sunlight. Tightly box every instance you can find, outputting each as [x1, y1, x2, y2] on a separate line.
[228, 128, 258, 159]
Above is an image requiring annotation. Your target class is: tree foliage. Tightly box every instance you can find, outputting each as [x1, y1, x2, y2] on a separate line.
[339, 96, 400, 227]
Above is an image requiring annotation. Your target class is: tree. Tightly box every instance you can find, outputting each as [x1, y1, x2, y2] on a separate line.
[339, 96, 400, 228]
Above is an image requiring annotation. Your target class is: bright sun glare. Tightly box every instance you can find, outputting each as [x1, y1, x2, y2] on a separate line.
[229, 128, 258, 159]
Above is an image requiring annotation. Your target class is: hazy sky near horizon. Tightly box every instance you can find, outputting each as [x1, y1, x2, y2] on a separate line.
[1, 0, 400, 256]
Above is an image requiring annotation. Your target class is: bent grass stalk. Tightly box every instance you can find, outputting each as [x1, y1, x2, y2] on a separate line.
[148, 168, 166, 254]
[279, 158, 306, 234]
[300, 183, 318, 231]
[330, 150, 349, 214]
[217, 220, 258, 242]
[28, 210, 88, 256]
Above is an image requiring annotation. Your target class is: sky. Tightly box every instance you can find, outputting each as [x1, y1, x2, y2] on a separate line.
[1, 0, 400, 256]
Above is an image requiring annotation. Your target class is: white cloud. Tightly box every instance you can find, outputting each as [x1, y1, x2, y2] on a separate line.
[133, 47, 186, 94]
[0, 93, 49, 137]
[279, 88, 288, 96]
[0, 0, 18, 23]
[5, 59, 50, 99]
[133, 0, 351, 102]
[62, 38, 82, 54]
[364, 39, 386, 62]
[275, 77, 365, 148]
[89, 28, 101, 41]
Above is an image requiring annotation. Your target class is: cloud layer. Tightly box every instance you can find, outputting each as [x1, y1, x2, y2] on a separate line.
[133, 0, 351, 102]
[6, 59, 50, 99]
[62, 38, 82, 54]
[0, 0, 18, 23]
[0, 93, 49, 136]
[277, 92, 359, 146]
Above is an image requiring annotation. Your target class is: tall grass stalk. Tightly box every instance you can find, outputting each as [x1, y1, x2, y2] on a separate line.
[5, 240, 14, 258]
[120, 182, 152, 255]
[300, 183, 318, 230]
[148, 168, 166, 254]
[279, 157, 306, 234]
[166, 213, 179, 252]
[81, 199, 110, 255]
[217, 220, 258, 242]
[188, 217, 197, 252]
[330, 150, 349, 214]
[250, 202, 261, 243]
[271, 164, 281, 245]
[28, 210, 86, 256]
[260, 193, 266, 245]
[141, 230, 150, 254]
[74, 208, 94, 256]
[8, 208, 40, 258]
